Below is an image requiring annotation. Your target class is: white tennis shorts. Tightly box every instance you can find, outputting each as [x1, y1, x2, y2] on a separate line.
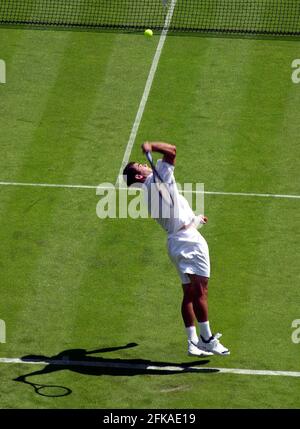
[167, 227, 210, 284]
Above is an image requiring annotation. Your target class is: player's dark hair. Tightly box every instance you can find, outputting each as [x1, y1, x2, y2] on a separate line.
[123, 162, 138, 187]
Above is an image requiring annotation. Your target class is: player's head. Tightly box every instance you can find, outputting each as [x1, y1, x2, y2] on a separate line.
[123, 162, 152, 186]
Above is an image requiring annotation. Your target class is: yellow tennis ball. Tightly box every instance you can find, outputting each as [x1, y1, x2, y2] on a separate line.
[144, 29, 153, 38]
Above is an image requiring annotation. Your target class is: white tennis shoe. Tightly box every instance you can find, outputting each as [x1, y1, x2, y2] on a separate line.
[188, 340, 213, 357]
[197, 333, 230, 356]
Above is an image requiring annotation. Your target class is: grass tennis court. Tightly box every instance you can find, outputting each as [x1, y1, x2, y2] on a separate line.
[0, 12, 300, 409]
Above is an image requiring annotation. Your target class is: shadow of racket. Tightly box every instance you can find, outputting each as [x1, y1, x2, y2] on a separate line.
[14, 375, 72, 397]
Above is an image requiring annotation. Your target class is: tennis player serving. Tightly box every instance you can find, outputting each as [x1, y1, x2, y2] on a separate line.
[123, 142, 229, 356]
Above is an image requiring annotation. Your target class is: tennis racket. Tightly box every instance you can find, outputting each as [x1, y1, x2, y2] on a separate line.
[145, 151, 174, 207]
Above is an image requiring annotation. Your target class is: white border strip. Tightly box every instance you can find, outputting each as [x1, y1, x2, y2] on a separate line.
[115, 0, 178, 187]
[1, 357, 300, 378]
[0, 180, 299, 200]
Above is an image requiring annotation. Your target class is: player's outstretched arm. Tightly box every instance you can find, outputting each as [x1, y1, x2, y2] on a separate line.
[142, 141, 176, 165]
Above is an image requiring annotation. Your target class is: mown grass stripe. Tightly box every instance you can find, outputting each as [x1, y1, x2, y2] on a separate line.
[116, 0, 178, 186]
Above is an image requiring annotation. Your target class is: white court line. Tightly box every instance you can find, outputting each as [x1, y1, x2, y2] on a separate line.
[0, 181, 98, 190]
[203, 190, 300, 199]
[0, 357, 300, 378]
[0, 180, 299, 200]
[115, 0, 178, 187]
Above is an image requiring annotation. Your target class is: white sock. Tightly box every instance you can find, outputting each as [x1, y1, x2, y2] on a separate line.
[199, 321, 212, 341]
[185, 326, 198, 343]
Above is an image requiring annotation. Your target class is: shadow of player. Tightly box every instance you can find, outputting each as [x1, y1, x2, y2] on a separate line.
[14, 343, 218, 396]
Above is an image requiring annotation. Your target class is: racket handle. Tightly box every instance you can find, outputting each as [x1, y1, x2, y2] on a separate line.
[145, 151, 153, 164]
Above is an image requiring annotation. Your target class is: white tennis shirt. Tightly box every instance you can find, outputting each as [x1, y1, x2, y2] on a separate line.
[143, 159, 196, 235]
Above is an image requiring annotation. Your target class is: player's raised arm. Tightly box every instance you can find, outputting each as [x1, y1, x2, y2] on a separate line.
[142, 141, 176, 165]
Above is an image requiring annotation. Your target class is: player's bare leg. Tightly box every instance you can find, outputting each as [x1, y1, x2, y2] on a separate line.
[182, 283, 212, 357]
[188, 274, 209, 323]
[188, 274, 230, 356]
[182, 283, 196, 327]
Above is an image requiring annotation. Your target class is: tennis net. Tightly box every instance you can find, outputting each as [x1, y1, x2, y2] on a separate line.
[0, 0, 299, 36]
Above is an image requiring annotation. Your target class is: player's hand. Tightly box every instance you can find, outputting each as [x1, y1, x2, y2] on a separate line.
[142, 142, 152, 153]
[199, 215, 208, 224]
